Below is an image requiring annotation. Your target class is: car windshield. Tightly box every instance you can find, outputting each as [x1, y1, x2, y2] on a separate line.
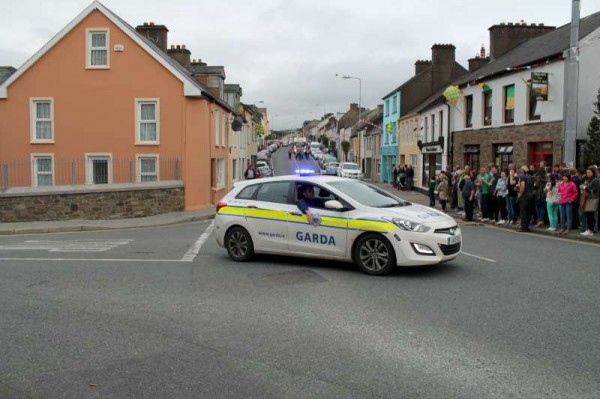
[342, 164, 359, 170]
[329, 180, 410, 208]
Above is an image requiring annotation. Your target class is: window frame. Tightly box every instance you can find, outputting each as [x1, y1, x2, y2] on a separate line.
[255, 181, 292, 205]
[483, 91, 493, 126]
[86, 28, 110, 69]
[216, 158, 225, 189]
[527, 81, 541, 121]
[30, 98, 54, 143]
[85, 153, 113, 184]
[135, 98, 160, 145]
[465, 95, 473, 128]
[136, 154, 159, 182]
[30, 153, 55, 187]
[215, 109, 221, 146]
[503, 85, 515, 124]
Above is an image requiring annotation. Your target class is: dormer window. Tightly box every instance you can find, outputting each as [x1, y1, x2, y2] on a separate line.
[87, 29, 109, 68]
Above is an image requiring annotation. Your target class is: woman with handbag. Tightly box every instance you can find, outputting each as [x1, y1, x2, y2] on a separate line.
[580, 167, 599, 237]
[545, 175, 560, 231]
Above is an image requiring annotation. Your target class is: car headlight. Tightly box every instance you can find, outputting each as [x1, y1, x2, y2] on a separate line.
[383, 217, 431, 233]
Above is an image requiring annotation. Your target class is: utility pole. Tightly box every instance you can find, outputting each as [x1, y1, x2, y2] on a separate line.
[562, 0, 580, 167]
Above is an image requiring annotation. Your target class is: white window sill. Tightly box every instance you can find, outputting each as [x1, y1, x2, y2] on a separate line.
[524, 120, 542, 125]
[502, 122, 516, 127]
[212, 186, 226, 192]
[135, 142, 160, 146]
[86, 66, 110, 70]
[30, 140, 55, 144]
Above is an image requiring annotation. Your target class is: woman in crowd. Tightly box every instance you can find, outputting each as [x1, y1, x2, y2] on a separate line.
[506, 167, 519, 224]
[437, 173, 450, 212]
[533, 167, 548, 227]
[580, 167, 599, 236]
[494, 171, 508, 224]
[558, 172, 578, 235]
[544, 174, 560, 232]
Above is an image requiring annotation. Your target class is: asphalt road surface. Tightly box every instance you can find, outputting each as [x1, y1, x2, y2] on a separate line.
[1, 149, 599, 398]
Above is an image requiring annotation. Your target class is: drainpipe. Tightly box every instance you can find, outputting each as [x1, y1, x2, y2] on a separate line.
[444, 101, 452, 173]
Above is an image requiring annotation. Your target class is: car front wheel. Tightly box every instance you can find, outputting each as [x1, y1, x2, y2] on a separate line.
[353, 234, 396, 275]
[225, 226, 254, 262]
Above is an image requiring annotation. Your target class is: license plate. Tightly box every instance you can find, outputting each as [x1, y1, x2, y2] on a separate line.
[447, 236, 461, 245]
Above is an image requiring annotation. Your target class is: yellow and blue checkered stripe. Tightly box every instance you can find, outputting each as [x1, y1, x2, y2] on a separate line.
[218, 206, 395, 233]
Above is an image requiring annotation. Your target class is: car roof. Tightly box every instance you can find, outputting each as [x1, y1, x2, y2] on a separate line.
[232, 174, 349, 189]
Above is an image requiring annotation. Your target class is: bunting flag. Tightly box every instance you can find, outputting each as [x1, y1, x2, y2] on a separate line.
[505, 85, 515, 110]
[386, 123, 394, 134]
[479, 83, 492, 94]
[443, 86, 462, 107]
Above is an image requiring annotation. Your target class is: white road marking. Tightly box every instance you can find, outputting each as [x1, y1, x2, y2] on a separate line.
[460, 251, 497, 263]
[0, 239, 133, 253]
[181, 221, 214, 262]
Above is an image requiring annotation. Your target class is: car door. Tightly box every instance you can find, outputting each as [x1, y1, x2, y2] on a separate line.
[241, 181, 292, 251]
[288, 183, 349, 258]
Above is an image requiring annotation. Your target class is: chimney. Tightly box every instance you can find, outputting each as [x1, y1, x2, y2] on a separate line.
[378, 104, 383, 114]
[350, 103, 358, 111]
[489, 22, 555, 60]
[167, 44, 191, 68]
[431, 43, 456, 92]
[191, 58, 208, 66]
[414, 60, 432, 75]
[468, 45, 490, 72]
[135, 22, 169, 52]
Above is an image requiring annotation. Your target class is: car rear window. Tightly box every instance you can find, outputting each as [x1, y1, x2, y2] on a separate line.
[236, 184, 260, 199]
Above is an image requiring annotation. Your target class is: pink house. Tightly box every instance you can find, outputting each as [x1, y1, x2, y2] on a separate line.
[0, 1, 234, 215]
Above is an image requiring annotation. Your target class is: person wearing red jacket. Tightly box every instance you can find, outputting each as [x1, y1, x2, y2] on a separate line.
[558, 172, 578, 235]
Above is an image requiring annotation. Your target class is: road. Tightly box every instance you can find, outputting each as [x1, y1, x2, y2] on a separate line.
[1, 148, 599, 398]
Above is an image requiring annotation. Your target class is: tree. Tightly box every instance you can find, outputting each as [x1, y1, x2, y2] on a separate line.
[319, 135, 329, 148]
[255, 123, 265, 137]
[585, 88, 600, 166]
[341, 140, 351, 160]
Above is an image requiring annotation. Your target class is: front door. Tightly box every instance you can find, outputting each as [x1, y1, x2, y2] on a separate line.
[288, 183, 348, 258]
[242, 181, 292, 251]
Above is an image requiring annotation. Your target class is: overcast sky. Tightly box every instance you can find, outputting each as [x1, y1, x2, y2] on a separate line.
[1, 0, 597, 129]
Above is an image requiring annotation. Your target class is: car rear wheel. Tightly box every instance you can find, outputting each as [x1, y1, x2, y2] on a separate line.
[225, 226, 254, 262]
[354, 234, 396, 275]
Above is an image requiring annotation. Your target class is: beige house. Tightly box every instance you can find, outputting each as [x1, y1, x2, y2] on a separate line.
[398, 112, 422, 189]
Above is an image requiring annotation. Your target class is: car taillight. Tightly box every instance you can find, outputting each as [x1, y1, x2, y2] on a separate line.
[216, 202, 227, 213]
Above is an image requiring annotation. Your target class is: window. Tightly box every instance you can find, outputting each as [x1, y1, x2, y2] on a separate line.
[494, 144, 513, 172]
[504, 85, 515, 123]
[410, 154, 417, 167]
[255, 182, 290, 204]
[31, 99, 53, 142]
[424, 117, 429, 141]
[136, 99, 159, 144]
[137, 156, 158, 182]
[439, 110, 443, 137]
[215, 110, 220, 146]
[217, 159, 225, 188]
[483, 91, 492, 126]
[431, 114, 435, 142]
[528, 81, 541, 121]
[86, 155, 111, 184]
[87, 29, 109, 68]
[32, 155, 53, 186]
[222, 114, 226, 147]
[295, 183, 340, 210]
[236, 184, 260, 199]
[376, 160, 381, 174]
[463, 145, 480, 171]
[385, 99, 390, 116]
[392, 96, 397, 114]
[465, 95, 473, 128]
[391, 122, 397, 144]
[232, 159, 238, 181]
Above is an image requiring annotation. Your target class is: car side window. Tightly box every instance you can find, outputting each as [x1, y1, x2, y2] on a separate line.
[296, 183, 340, 210]
[236, 184, 260, 199]
[255, 182, 290, 204]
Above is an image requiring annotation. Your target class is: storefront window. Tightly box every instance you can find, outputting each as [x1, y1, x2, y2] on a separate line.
[464, 145, 480, 171]
[494, 143, 513, 172]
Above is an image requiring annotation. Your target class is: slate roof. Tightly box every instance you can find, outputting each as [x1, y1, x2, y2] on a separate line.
[409, 10, 600, 115]
[383, 61, 467, 100]
[454, 10, 600, 86]
[0, 67, 16, 85]
[188, 65, 226, 79]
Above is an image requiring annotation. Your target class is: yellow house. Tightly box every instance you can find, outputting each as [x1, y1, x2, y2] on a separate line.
[398, 113, 422, 189]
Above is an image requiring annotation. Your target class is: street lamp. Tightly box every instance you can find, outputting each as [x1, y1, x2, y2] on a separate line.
[337, 74, 362, 165]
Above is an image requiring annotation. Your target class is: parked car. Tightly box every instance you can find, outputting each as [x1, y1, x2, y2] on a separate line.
[337, 162, 363, 179]
[324, 162, 340, 175]
[257, 165, 273, 178]
[256, 161, 269, 169]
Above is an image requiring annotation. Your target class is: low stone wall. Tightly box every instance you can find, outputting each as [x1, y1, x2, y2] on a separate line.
[0, 181, 184, 222]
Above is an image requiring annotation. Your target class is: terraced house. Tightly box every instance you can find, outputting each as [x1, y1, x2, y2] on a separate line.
[0, 1, 243, 222]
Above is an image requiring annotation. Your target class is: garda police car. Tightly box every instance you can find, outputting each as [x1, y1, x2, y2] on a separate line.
[214, 175, 461, 275]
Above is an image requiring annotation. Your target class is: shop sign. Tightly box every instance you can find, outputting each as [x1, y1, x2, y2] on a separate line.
[531, 72, 549, 101]
[423, 145, 442, 153]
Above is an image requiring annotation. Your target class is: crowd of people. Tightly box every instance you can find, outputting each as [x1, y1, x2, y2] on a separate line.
[428, 161, 600, 235]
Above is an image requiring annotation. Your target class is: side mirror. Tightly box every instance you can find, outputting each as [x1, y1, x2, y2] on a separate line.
[324, 200, 344, 210]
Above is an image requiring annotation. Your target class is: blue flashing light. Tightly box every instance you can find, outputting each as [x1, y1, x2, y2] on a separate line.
[295, 169, 315, 176]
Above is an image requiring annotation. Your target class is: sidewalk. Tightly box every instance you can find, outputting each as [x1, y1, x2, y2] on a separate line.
[0, 207, 215, 236]
[370, 181, 600, 244]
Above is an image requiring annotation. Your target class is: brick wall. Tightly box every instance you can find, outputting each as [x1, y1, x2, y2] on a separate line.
[0, 182, 184, 222]
[453, 121, 562, 168]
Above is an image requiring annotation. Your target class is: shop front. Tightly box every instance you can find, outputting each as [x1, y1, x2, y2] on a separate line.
[421, 144, 442, 186]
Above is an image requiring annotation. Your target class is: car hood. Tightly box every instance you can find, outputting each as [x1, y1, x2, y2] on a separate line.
[378, 204, 451, 225]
